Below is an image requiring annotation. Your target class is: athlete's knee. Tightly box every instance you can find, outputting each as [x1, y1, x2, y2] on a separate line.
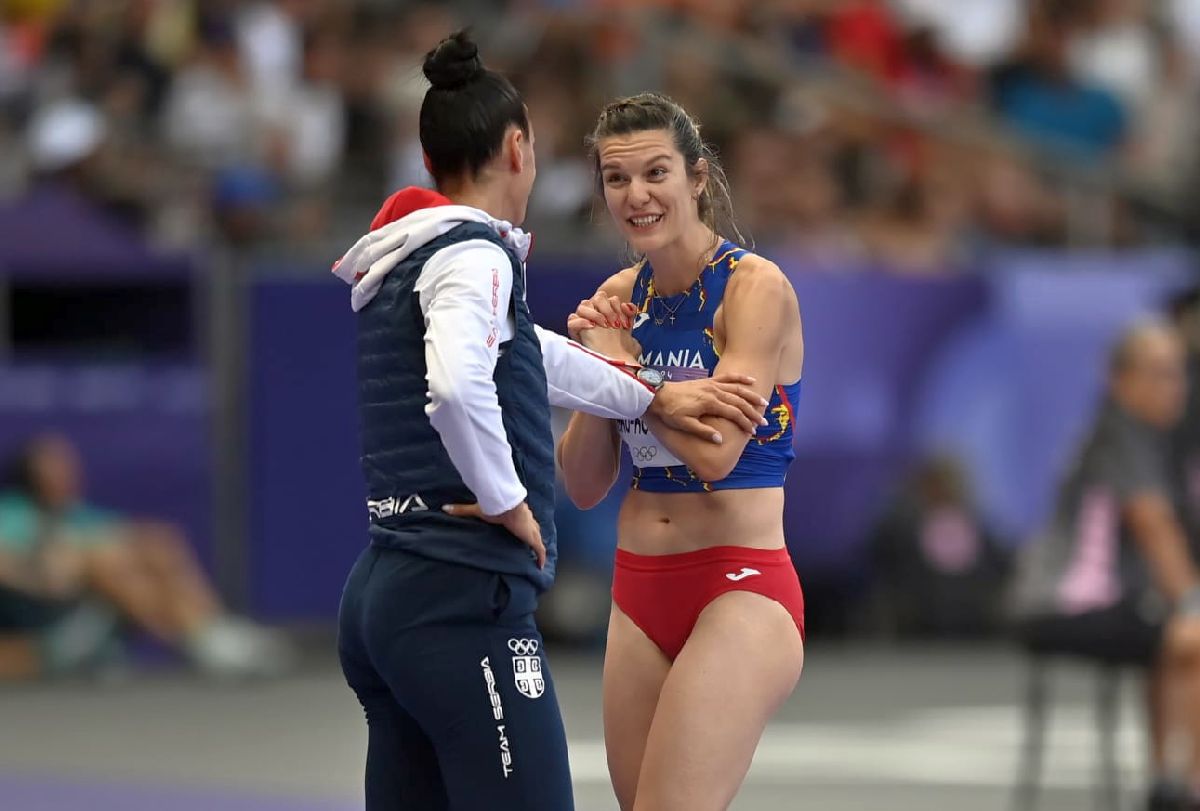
[606, 750, 640, 811]
[83, 537, 136, 577]
[610, 775, 637, 811]
[131, 522, 191, 561]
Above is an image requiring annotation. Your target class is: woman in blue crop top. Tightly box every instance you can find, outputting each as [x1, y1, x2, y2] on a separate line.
[557, 93, 807, 811]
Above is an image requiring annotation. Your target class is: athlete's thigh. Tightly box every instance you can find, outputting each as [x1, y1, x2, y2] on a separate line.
[395, 621, 573, 811]
[367, 568, 573, 811]
[339, 561, 450, 811]
[356, 681, 450, 810]
[603, 604, 671, 811]
[634, 591, 804, 811]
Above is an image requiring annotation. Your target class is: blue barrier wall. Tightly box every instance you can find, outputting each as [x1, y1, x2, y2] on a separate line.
[1, 238, 1188, 622]
[247, 279, 363, 619]
[249, 255, 1191, 621]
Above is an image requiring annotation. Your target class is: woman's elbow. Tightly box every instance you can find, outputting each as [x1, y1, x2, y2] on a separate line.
[558, 455, 616, 509]
[564, 480, 610, 511]
[687, 453, 739, 484]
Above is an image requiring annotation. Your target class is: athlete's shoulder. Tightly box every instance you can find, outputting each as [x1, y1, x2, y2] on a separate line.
[597, 263, 642, 302]
[727, 252, 794, 302]
[421, 238, 515, 286]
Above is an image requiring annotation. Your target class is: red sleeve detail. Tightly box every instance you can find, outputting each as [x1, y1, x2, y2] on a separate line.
[565, 341, 654, 392]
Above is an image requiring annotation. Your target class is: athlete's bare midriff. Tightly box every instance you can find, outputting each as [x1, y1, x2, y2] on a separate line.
[616, 486, 786, 555]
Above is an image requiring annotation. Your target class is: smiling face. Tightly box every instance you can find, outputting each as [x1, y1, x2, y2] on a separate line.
[597, 129, 706, 254]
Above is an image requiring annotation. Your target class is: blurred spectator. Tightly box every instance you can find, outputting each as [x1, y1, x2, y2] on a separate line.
[160, 14, 261, 172]
[512, 28, 596, 236]
[855, 146, 971, 274]
[259, 28, 348, 242]
[1010, 321, 1200, 810]
[825, 0, 908, 85]
[888, 23, 976, 113]
[868, 455, 1009, 638]
[755, 0, 832, 61]
[1068, 0, 1159, 108]
[24, 97, 156, 228]
[26, 96, 104, 175]
[0, 434, 294, 680]
[970, 145, 1065, 245]
[1069, 0, 1196, 196]
[826, 1, 975, 114]
[1169, 286, 1200, 557]
[988, 1, 1127, 159]
[730, 119, 864, 271]
[274, 30, 346, 190]
[524, 79, 593, 235]
[1169, 0, 1200, 76]
[891, 0, 1022, 67]
[235, 0, 303, 99]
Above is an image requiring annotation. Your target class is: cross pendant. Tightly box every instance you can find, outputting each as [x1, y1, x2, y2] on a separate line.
[668, 315, 675, 325]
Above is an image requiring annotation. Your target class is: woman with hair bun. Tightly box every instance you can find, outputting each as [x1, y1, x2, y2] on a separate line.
[333, 33, 768, 811]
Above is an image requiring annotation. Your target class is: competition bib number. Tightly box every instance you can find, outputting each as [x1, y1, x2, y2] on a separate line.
[616, 416, 685, 468]
[616, 364, 708, 468]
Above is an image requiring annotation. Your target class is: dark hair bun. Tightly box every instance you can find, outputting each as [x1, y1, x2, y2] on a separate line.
[423, 30, 483, 91]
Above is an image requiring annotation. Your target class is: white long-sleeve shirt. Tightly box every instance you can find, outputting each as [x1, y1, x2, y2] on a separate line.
[334, 197, 654, 517]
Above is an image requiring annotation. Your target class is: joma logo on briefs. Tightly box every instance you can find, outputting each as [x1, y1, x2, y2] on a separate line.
[366, 494, 428, 519]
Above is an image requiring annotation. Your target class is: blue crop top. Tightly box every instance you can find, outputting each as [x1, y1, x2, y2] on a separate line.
[614, 240, 801, 492]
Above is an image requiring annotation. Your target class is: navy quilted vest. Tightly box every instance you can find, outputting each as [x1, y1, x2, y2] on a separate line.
[355, 222, 556, 591]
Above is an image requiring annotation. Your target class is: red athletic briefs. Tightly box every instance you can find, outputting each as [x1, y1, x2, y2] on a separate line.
[611, 545, 806, 661]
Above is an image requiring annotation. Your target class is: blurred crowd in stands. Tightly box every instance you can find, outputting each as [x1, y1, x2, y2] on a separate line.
[1, 0, 1198, 266]
[5, 0, 1200, 679]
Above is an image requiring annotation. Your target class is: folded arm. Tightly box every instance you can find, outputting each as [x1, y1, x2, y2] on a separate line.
[642, 260, 797, 482]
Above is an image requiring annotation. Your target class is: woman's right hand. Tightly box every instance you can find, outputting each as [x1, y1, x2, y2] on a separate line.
[442, 501, 546, 569]
[569, 291, 635, 338]
[568, 292, 640, 360]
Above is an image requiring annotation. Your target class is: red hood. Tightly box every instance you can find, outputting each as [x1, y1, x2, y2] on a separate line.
[369, 187, 453, 231]
[334, 188, 533, 312]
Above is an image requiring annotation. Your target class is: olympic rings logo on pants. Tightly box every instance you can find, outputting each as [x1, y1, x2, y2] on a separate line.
[507, 638, 539, 656]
